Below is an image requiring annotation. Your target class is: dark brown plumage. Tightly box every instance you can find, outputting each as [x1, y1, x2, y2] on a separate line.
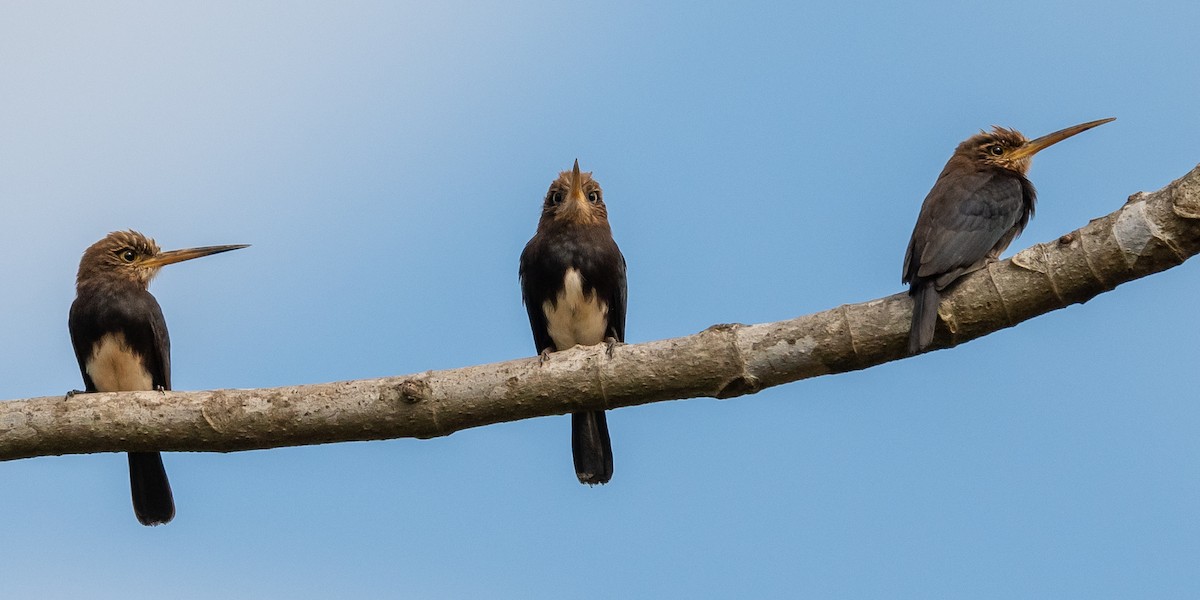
[69, 230, 247, 525]
[520, 160, 626, 485]
[903, 118, 1113, 354]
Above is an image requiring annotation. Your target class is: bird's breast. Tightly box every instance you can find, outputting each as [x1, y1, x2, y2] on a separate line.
[542, 268, 608, 350]
[86, 332, 154, 392]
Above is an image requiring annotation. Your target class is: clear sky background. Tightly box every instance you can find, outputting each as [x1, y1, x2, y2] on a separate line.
[2, 2, 1198, 598]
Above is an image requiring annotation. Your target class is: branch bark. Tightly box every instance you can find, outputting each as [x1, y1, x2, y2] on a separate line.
[4, 164, 1199, 461]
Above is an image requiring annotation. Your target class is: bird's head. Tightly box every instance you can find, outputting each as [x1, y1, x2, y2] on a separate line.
[540, 159, 608, 226]
[961, 118, 1114, 174]
[76, 230, 248, 290]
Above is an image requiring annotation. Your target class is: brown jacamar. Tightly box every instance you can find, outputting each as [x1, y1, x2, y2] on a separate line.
[902, 118, 1113, 354]
[69, 230, 247, 525]
[520, 160, 627, 485]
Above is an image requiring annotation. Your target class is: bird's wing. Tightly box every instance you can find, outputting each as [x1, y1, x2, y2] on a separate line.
[144, 295, 172, 391]
[519, 242, 557, 355]
[606, 251, 627, 343]
[909, 171, 1026, 281]
[116, 292, 172, 391]
[67, 297, 99, 390]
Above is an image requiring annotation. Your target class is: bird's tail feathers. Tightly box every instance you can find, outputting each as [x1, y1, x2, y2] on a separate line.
[128, 451, 175, 526]
[908, 282, 940, 354]
[571, 410, 613, 485]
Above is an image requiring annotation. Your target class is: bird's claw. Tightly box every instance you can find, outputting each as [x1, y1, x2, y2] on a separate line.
[538, 348, 552, 365]
[65, 389, 83, 399]
[155, 385, 167, 395]
[604, 337, 623, 359]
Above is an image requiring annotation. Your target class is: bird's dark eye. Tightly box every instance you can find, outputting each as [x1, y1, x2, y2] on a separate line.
[548, 191, 563, 205]
[119, 249, 136, 262]
[989, 145, 1004, 156]
[587, 191, 601, 204]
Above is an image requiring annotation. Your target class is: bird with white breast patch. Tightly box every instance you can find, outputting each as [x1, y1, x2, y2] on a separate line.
[520, 160, 627, 485]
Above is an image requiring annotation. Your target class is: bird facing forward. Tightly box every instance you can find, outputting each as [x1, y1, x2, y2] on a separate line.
[902, 117, 1113, 354]
[520, 160, 627, 485]
[68, 230, 247, 525]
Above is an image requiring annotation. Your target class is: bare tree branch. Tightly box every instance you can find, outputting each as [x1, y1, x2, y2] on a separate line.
[3, 164, 1199, 462]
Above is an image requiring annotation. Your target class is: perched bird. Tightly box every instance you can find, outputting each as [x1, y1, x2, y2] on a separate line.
[902, 118, 1114, 354]
[69, 230, 247, 525]
[520, 160, 627, 485]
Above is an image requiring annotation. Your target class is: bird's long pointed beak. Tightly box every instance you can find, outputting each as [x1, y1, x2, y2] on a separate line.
[142, 244, 250, 268]
[568, 158, 585, 203]
[1007, 117, 1115, 161]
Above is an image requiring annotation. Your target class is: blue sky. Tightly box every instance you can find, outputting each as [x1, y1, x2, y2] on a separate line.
[2, 2, 1198, 597]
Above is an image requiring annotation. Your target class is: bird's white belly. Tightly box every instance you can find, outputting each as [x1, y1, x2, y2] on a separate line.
[87, 332, 154, 392]
[542, 268, 608, 350]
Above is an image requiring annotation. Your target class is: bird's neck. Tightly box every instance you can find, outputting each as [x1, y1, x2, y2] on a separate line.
[76, 277, 149, 297]
[539, 214, 611, 235]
